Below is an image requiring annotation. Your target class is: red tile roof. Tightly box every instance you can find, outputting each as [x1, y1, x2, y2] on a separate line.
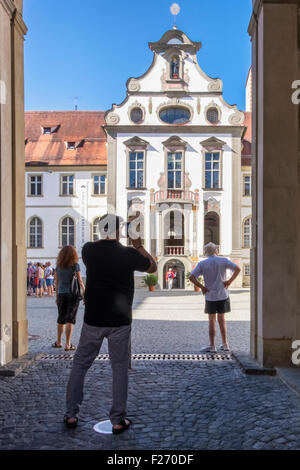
[25, 111, 107, 166]
[243, 111, 252, 142]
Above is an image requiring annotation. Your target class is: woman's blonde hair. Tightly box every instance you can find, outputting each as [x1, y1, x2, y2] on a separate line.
[56, 245, 78, 269]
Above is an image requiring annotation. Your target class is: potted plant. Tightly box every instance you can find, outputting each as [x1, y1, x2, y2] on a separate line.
[143, 274, 158, 292]
[186, 272, 204, 292]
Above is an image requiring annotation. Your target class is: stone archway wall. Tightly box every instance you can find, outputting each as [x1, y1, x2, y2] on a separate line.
[0, 0, 27, 365]
[163, 259, 185, 289]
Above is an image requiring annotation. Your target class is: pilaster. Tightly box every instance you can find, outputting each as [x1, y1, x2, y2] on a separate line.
[249, 0, 299, 366]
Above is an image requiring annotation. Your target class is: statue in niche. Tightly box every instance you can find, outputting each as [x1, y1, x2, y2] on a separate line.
[170, 56, 180, 79]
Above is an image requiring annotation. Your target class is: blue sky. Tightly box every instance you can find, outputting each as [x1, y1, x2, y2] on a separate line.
[23, 0, 252, 112]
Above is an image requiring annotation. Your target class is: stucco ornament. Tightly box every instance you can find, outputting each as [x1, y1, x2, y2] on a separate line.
[228, 110, 245, 125]
[184, 172, 192, 189]
[128, 79, 141, 92]
[106, 112, 120, 125]
[204, 197, 220, 215]
[207, 79, 223, 92]
[157, 172, 166, 189]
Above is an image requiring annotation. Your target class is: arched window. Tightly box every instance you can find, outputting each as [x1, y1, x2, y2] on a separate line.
[159, 107, 190, 124]
[60, 217, 75, 246]
[92, 217, 101, 241]
[130, 107, 143, 124]
[206, 107, 219, 124]
[243, 217, 252, 248]
[170, 55, 180, 79]
[28, 217, 43, 248]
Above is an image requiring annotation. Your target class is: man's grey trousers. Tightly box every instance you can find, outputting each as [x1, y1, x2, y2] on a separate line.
[66, 322, 131, 425]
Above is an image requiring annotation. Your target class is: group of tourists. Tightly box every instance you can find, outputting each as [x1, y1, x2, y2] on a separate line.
[27, 261, 55, 297]
[46, 213, 240, 435]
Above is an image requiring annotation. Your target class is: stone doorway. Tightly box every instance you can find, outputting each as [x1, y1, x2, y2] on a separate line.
[163, 259, 185, 289]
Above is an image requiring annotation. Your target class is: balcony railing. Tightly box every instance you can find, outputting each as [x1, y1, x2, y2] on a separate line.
[164, 246, 185, 256]
[152, 190, 199, 205]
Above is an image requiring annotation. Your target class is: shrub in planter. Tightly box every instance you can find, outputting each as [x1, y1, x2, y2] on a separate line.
[186, 272, 204, 291]
[143, 274, 158, 291]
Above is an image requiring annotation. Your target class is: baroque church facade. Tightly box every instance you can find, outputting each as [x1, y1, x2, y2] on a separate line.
[25, 29, 252, 289]
[104, 29, 251, 288]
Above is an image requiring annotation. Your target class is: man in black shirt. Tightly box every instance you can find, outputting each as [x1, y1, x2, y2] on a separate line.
[65, 214, 157, 434]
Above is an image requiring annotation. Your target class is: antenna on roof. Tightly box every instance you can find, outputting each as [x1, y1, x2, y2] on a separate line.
[74, 96, 78, 111]
[170, 3, 180, 30]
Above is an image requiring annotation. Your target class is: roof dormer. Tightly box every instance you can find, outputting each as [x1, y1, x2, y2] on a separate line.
[41, 124, 60, 135]
[65, 139, 84, 150]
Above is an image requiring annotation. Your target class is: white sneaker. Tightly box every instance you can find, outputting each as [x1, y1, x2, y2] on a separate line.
[200, 345, 217, 353]
[219, 344, 230, 352]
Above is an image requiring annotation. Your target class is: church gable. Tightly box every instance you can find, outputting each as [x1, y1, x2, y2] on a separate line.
[105, 29, 244, 128]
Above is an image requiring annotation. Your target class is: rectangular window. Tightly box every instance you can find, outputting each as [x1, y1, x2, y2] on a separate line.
[205, 152, 220, 189]
[43, 127, 51, 135]
[168, 152, 182, 189]
[29, 175, 42, 196]
[129, 152, 144, 188]
[93, 174, 106, 195]
[61, 175, 74, 196]
[243, 175, 251, 196]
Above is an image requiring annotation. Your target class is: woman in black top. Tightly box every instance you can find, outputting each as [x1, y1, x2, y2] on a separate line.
[52, 245, 85, 351]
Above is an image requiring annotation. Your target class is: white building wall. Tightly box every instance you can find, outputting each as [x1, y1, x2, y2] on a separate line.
[115, 133, 235, 260]
[26, 169, 107, 273]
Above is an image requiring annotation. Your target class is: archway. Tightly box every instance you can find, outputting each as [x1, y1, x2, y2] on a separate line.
[164, 210, 184, 256]
[3, 0, 299, 369]
[204, 211, 219, 246]
[163, 259, 185, 290]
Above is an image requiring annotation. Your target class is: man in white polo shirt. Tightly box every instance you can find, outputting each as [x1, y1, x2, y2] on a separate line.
[189, 242, 241, 353]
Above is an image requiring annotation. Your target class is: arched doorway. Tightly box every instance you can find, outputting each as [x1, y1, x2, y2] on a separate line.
[204, 211, 220, 246]
[163, 259, 185, 289]
[164, 210, 184, 256]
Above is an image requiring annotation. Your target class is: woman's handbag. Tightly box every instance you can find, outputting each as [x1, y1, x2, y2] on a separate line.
[71, 267, 84, 300]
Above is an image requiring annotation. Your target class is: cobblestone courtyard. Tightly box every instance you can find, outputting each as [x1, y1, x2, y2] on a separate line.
[1, 290, 300, 450]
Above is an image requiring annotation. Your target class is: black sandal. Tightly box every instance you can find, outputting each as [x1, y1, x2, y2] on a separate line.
[112, 418, 132, 435]
[64, 415, 78, 429]
[52, 341, 62, 348]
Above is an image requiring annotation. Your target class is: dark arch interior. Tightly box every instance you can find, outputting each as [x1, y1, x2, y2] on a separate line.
[204, 211, 220, 246]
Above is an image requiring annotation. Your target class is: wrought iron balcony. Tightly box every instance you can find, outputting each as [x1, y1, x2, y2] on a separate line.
[152, 190, 199, 205]
[164, 246, 185, 256]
